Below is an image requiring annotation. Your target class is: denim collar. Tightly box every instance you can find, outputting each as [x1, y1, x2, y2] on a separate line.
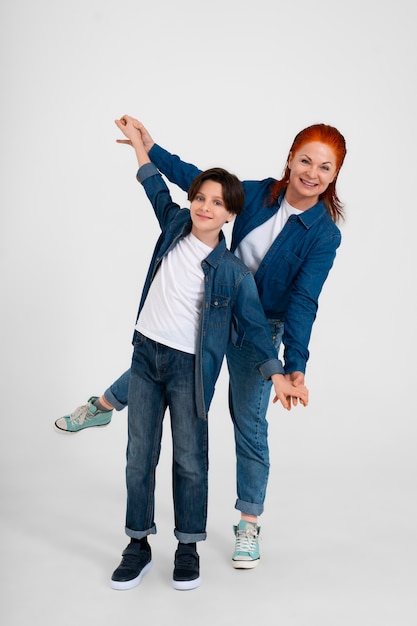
[279, 191, 329, 230]
[201, 229, 228, 269]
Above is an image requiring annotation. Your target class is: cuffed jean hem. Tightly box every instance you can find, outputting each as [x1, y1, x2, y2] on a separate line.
[174, 529, 207, 543]
[104, 388, 127, 411]
[234, 498, 264, 516]
[125, 525, 157, 540]
[103, 369, 130, 411]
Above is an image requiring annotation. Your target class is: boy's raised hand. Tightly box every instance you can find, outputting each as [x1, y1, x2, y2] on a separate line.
[115, 115, 151, 167]
[114, 115, 143, 146]
[114, 115, 155, 152]
[131, 119, 155, 152]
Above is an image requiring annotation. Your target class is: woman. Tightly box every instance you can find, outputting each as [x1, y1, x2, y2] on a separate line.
[55, 120, 347, 570]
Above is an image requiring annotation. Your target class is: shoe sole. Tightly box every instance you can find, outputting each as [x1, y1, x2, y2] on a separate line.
[232, 558, 260, 569]
[172, 575, 201, 591]
[111, 560, 153, 590]
[53, 421, 111, 434]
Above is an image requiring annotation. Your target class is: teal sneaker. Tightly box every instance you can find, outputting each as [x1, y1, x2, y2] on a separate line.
[232, 520, 260, 569]
[54, 396, 113, 433]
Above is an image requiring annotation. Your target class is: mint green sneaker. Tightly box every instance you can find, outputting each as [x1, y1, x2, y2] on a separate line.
[232, 520, 260, 569]
[54, 396, 113, 433]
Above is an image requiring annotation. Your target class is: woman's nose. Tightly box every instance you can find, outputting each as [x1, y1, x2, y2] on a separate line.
[305, 165, 317, 179]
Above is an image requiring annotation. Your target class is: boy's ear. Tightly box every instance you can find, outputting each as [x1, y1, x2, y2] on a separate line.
[225, 213, 236, 224]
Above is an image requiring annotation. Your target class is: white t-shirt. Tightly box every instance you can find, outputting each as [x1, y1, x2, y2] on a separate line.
[234, 196, 302, 274]
[136, 233, 212, 354]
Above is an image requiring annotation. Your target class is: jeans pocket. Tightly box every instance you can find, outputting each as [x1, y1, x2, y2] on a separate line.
[133, 330, 147, 348]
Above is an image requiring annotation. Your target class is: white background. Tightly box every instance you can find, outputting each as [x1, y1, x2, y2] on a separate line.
[1, 1, 416, 625]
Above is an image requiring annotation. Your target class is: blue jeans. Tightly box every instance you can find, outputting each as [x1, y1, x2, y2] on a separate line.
[226, 319, 284, 516]
[125, 332, 208, 543]
[105, 321, 283, 518]
[104, 369, 130, 410]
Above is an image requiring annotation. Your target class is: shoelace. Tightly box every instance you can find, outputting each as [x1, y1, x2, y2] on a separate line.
[69, 403, 95, 425]
[235, 525, 259, 552]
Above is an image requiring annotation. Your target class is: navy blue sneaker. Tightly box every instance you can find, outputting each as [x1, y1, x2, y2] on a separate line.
[172, 542, 201, 590]
[111, 539, 152, 590]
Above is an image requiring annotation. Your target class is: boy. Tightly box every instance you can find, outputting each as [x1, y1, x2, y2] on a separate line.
[103, 116, 308, 591]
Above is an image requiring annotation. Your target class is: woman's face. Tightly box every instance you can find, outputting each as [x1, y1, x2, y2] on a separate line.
[286, 141, 337, 210]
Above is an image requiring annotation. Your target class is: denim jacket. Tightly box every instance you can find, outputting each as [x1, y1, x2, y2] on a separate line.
[135, 162, 283, 420]
[148, 145, 342, 374]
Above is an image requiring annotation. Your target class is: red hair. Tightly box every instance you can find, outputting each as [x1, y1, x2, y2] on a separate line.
[270, 124, 347, 222]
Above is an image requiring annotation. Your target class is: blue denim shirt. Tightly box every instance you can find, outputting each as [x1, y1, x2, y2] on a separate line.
[148, 144, 341, 374]
[135, 162, 283, 420]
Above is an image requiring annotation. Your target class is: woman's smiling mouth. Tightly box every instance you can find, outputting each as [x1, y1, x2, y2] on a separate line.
[300, 178, 317, 188]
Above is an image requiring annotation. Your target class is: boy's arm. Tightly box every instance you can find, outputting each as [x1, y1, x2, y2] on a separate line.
[115, 115, 182, 229]
[114, 115, 150, 167]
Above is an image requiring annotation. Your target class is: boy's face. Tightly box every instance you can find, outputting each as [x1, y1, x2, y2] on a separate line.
[190, 180, 235, 246]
